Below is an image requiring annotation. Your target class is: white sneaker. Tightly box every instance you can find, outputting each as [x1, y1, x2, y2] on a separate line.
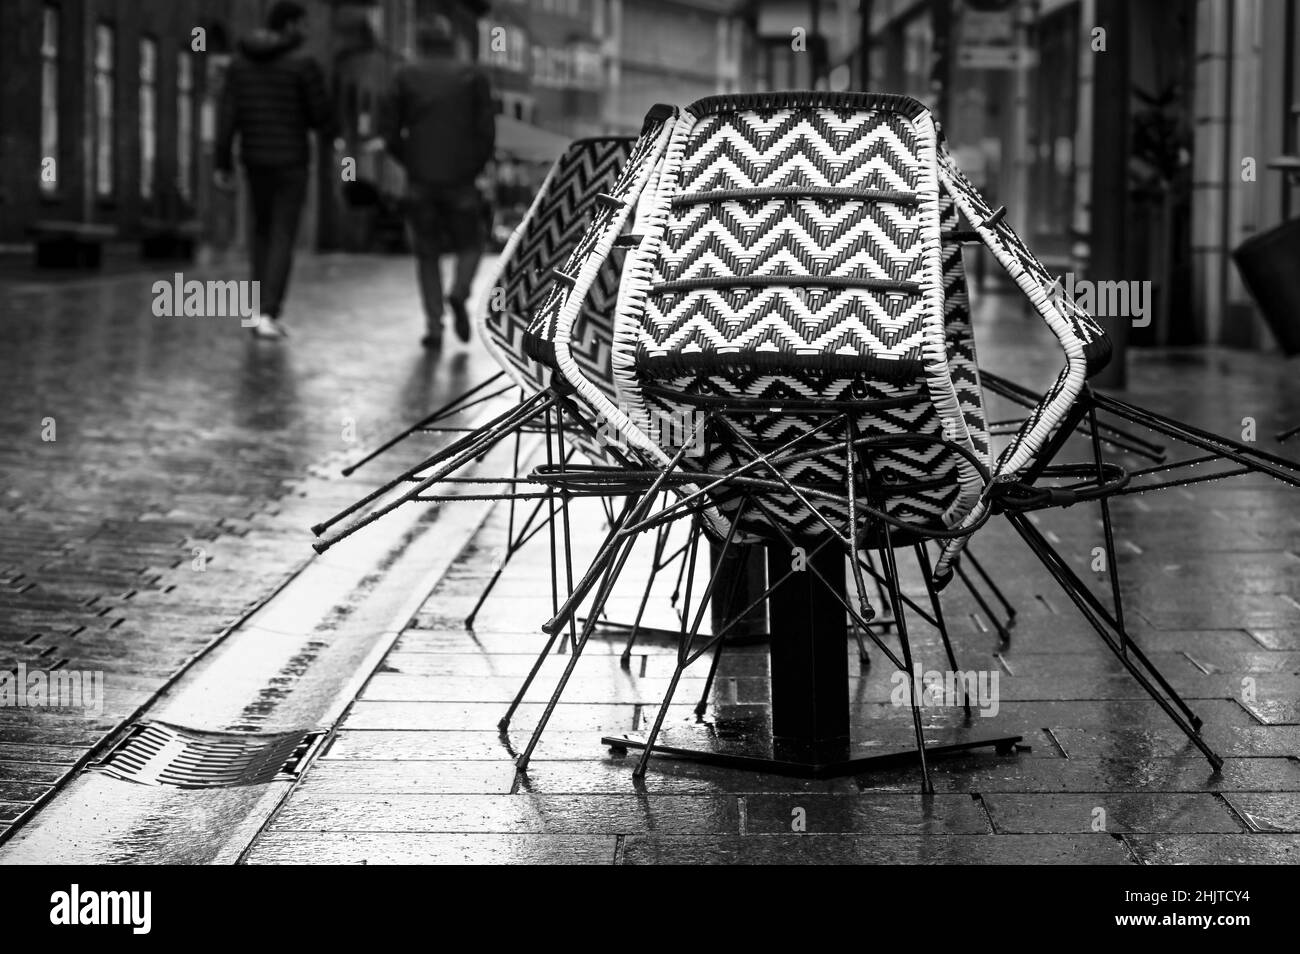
[249, 314, 286, 339]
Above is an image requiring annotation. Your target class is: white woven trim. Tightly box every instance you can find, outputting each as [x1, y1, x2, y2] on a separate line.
[552, 116, 677, 463]
[603, 110, 734, 540]
[910, 112, 985, 531]
[476, 155, 567, 394]
[934, 154, 1090, 578]
[612, 111, 697, 459]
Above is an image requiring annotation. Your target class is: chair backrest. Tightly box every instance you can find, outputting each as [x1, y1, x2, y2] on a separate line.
[477, 135, 634, 462]
[610, 92, 989, 546]
[520, 95, 1109, 578]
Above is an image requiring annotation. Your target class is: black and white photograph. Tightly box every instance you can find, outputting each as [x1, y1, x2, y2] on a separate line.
[0, 0, 1296, 903]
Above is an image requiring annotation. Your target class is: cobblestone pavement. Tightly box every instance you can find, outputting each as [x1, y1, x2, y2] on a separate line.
[0, 254, 502, 836]
[246, 294, 1300, 865]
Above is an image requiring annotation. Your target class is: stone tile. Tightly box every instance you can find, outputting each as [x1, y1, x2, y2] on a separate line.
[851, 756, 1300, 793]
[1, 256, 507, 812]
[1239, 698, 1300, 725]
[268, 793, 742, 835]
[0, 780, 48, 802]
[744, 793, 992, 834]
[341, 700, 638, 733]
[1222, 793, 1300, 832]
[1126, 834, 1300, 864]
[619, 833, 1135, 864]
[245, 831, 616, 864]
[1249, 629, 1300, 651]
[0, 802, 31, 823]
[511, 759, 861, 795]
[296, 760, 518, 795]
[324, 729, 622, 762]
[1049, 725, 1300, 759]
[982, 793, 1244, 833]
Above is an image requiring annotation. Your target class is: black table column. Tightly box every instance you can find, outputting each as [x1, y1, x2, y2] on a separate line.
[766, 541, 850, 752]
[709, 542, 768, 639]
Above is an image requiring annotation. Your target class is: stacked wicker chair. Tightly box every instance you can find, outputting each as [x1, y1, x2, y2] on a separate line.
[314, 92, 1300, 792]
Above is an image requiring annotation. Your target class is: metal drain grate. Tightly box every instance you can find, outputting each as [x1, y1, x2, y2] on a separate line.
[91, 721, 326, 788]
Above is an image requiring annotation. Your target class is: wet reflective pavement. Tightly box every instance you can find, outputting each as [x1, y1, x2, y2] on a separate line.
[0, 254, 503, 839]
[3, 266, 1299, 863]
[245, 294, 1300, 865]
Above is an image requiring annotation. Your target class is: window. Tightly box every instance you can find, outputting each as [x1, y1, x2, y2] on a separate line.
[39, 5, 59, 193]
[139, 36, 157, 200]
[176, 50, 194, 201]
[93, 22, 115, 198]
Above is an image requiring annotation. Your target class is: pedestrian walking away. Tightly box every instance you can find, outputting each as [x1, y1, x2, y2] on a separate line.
[215, 0, 338, 340]
[380, 15, 496, 349]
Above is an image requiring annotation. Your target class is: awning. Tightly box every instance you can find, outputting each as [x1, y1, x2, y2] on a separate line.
[495, 115, 574, 164]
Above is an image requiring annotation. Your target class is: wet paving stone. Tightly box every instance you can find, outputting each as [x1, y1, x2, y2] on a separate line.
[1049, 724, 1300, 759]
[268, 792, 743, 835]
[982, 793, 1244, 833]
[1222, 793, 1300, 832]
[1239, 698, 1300, 725]
[0, 780, 52, 802]
[1250, 629, 1300, 651]
[0, 760, 74, 783]
[12, 270, 1297, 860]
[743, 793, 993, 834]
[852, 756, 1300, 793]
[1125, 834, 1300, 864]
[0, 803, 31, 823]
[618, 833, 1135, 864]
[323, 729, 621, 762]
[246, 831, 617, 864]
[343, 700, 638, 733]
[295, 761, 518, 796]
[0, 256, 506, 831]
[511, 759, 862, 795]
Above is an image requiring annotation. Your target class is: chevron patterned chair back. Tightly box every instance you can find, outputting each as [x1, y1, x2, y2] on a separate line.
[478, 135, 635, 463]
[527, 93, 1108, 581]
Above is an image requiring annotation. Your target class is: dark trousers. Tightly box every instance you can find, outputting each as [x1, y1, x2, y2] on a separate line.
[246, 165, 309, 319]
[404, 182, 486, 334]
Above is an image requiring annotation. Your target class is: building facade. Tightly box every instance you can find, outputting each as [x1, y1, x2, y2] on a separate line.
[0, 0, 430, 258]
[862, 0, 1298, 355]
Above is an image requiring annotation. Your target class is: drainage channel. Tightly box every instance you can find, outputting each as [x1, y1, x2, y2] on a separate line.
[0, 413, 522, 865]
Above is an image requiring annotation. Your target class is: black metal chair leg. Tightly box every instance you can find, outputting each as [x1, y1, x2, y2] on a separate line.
[634, 508, 745, 778]
[498, 409, 576, 730]
[965, 546, 1017, 622]
[465, 491, 553, 630]
[1007, 512, 1223, 771]
[956, 560, 1011, 644]
[875, 523, 934, 794]
[916, 543, 972, 721]
[515, 520, 639, 772]
[620, 509, 673, 665]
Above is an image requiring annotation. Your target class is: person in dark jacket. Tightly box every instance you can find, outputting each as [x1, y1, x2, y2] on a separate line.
[215, 1, 337, 339]
[379, 16, 495, 348]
